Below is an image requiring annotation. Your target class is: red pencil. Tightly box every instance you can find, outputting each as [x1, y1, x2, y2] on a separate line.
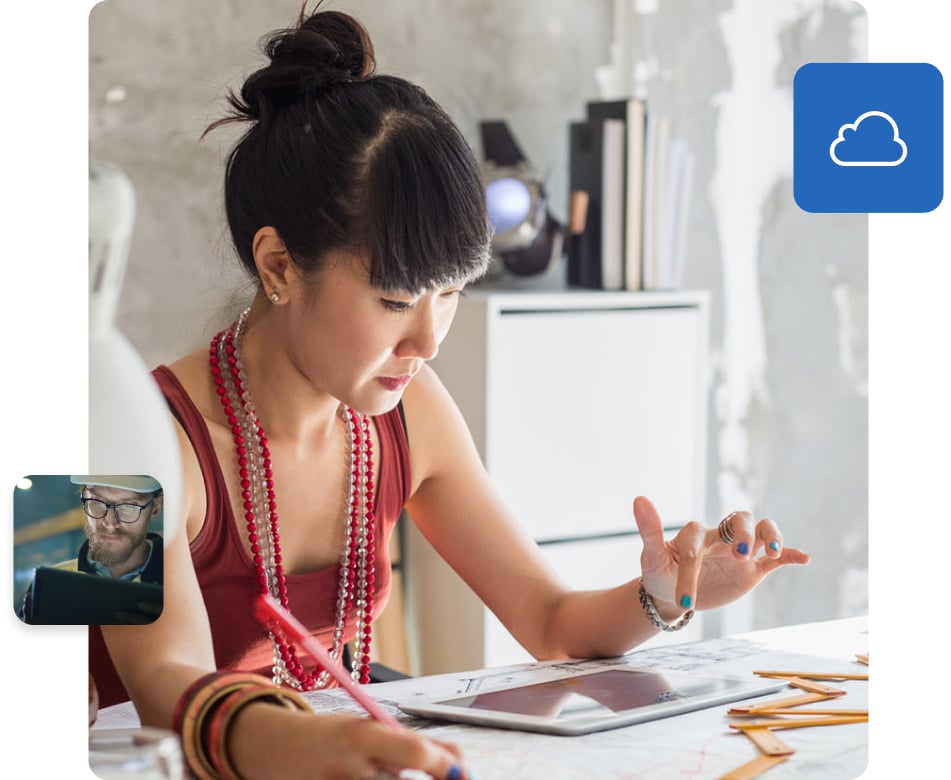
[253, 594, 403, 731]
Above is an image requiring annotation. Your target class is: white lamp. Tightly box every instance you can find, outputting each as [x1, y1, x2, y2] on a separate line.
[88, 161, 183, 541]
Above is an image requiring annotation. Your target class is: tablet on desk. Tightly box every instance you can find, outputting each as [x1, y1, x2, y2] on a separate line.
[399, 666, 786, 736]
[28, 566, 163, 625]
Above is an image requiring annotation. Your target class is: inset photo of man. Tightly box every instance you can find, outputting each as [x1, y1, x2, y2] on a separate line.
[14, 474, 164, 625]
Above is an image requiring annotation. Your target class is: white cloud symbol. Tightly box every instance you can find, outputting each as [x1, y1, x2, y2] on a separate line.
[829, 110, 907, 167]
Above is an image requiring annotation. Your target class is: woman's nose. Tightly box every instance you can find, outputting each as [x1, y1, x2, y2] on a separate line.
[398, 311, 440, 361]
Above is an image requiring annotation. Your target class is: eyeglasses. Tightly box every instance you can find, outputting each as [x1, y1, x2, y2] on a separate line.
[80, 495, 159, 524]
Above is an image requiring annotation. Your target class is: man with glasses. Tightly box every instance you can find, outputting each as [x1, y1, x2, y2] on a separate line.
[70, 475, 164, 582]
[18, 475, 164, 623]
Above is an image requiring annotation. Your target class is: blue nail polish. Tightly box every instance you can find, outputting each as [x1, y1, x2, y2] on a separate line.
[737, 542, 749, 556]
[447, 765, 463, 780]
[680, 594, 692, 609]
[769, 541, 780, 551]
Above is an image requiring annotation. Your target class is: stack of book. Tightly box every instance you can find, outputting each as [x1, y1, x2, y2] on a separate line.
[566, 98, 694, 292]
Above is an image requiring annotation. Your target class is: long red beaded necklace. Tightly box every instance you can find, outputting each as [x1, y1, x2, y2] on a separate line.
[209, 307, 376, 688]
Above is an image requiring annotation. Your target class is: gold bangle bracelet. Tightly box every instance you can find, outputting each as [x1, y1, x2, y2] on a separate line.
[178, 673, 273, 780]
[207, 686, 311, 780]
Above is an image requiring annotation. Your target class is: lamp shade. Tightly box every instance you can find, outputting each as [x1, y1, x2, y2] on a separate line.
[479, 121, 564, 277]
[89, 161, 183, 541]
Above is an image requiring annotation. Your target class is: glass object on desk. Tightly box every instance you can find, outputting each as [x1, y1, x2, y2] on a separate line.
[89, 727, 183, 780]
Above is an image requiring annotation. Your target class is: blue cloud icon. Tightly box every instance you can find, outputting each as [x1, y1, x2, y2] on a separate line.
[829, 110, 907, 167]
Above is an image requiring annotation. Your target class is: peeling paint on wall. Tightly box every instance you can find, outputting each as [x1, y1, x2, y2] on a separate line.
[831, 280, 869, 398]
[602, 0, 867, 631]
[709, 0, 798, 512]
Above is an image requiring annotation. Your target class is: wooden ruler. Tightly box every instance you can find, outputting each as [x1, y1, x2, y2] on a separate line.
[718, 656, 869, 779]
[742, 728, 796, 756]
[769, 677, 847, 696]
[717, 754, 791, 780]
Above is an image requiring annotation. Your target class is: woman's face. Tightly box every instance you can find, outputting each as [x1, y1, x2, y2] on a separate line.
[283, 253, 463, 415]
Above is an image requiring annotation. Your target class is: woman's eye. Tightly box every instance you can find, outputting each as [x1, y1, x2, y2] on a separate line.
[381, 298, 413, 312]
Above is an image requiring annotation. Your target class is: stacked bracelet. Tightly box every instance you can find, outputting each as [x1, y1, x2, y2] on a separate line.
[174, 670, 311, 780]
[207, 685, 310, 780]
[638, 580, 695, 632]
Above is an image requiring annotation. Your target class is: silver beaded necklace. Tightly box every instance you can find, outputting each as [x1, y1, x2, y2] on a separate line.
[212, 307, 375, 688]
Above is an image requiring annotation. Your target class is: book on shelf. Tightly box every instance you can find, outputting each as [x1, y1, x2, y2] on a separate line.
[585, 97, 647, 292]
[566, 119, 603, 289]
[659, 138, 695, 290]
[642, 114, 695, 291]
[599, 117, 625, 290]
[568, 98, 693, 292]
[641, 110, 670, 291]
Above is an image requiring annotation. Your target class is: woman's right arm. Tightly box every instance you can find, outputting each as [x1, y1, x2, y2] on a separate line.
[100, 523, 218, 721]
[106, 566, 465, 780]
[100, 415, 469, 780]
[99, 415, 218, 727]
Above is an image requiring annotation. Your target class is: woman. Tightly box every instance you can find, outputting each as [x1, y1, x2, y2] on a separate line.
[97, 5, 809, 780]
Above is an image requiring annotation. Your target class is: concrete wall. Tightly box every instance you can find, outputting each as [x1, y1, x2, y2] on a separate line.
[90, 0, 868, 632]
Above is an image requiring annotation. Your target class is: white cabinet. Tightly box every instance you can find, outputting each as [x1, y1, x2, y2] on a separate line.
[403, 290, 711, 676]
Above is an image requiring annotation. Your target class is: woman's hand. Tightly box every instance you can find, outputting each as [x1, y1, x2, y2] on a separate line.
[633, 496, 810, 615]
[230, 705, 472, 780]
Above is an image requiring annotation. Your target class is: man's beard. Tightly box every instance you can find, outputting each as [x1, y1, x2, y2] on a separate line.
[87, 527, 145, 568]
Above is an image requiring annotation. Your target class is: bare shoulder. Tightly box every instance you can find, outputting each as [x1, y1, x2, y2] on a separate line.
[400, 364, 459, 437]
[164, 348, 216, 540]
[400, 364, 480, 493]
[166, 349, 219, 421]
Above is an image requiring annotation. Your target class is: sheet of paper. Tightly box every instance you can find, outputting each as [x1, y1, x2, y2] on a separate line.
[93, 617, 868, 779]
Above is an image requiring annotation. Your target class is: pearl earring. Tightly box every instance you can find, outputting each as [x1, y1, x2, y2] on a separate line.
[269, 291, 280, 303]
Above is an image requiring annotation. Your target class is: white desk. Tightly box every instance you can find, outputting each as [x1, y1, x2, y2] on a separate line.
[94, 617, 868, 779]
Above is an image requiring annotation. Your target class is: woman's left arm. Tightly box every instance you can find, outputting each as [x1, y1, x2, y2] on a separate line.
[401, 366, 810, 660]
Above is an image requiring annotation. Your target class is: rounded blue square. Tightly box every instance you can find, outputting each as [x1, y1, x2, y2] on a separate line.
[794, 62, 943, 213]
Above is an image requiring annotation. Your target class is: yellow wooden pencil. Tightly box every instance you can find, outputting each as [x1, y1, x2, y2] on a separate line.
[730, 714, 868, 731]
[728, 691, 843, 713]
[754, 670, 868, 681]
[736, 707, 868, 717]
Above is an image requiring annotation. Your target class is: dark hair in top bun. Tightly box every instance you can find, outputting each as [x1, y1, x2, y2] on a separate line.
[204, 4, 490, 294]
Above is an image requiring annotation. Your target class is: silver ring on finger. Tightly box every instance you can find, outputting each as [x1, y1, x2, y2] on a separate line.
[718, 513, 737, 545]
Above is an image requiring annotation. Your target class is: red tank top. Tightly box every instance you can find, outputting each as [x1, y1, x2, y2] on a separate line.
[89, 365, 410, 706]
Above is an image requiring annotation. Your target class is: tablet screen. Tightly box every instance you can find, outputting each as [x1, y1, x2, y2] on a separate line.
[444, 669, 730, 718]
[399, 666, 786, 734]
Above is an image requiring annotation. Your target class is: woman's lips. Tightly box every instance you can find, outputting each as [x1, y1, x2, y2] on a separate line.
[377, 375, 412, 391]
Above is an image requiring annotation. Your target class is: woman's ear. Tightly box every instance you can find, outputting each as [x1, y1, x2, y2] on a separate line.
[252, 226, 298, 302]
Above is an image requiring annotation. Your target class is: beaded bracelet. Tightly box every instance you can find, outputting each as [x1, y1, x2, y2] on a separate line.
[206, 686, 311, 780]
[174, 671, 276, 780]
[638, 580, 695, 632]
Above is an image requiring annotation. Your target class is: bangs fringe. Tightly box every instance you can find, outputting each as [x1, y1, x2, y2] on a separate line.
[358, 108, 491, 293]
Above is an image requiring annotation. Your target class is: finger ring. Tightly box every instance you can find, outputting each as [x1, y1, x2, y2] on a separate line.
[718, 513, 737, 545]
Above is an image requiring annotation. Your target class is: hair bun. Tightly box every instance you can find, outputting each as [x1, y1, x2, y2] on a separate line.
[254, 10, 375, 97]
[206, 10, 377, 135]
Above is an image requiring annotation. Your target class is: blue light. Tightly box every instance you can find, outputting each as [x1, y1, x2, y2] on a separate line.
[486, 177, 532, 234]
